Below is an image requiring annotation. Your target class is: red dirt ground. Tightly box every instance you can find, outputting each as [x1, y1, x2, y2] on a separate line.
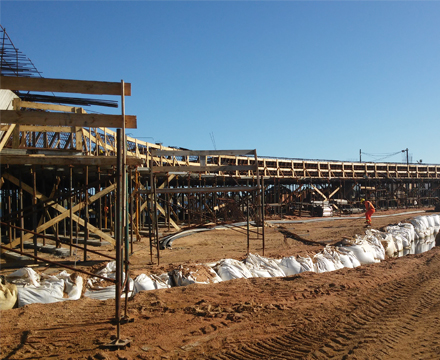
[1, 208, 440, 360]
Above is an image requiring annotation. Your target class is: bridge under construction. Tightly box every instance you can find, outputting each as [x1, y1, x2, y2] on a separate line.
[1, 25, 439, 345]
[1, 78, 439, 262]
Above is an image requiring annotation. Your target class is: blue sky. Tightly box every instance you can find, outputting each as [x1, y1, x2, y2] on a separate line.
[1, 1, 439, 164]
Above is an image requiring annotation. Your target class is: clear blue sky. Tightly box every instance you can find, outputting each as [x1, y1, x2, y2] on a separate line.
[1, 1, 439, 164]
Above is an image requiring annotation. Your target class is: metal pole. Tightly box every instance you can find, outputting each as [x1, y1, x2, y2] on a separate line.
[246, 191, 250, 254]
[115, 129, 123, 340]
[19, 172, 24, 253]
[69, 166, 73, 256]
[84, 166, 89, 262]
[32, 166, 37, 264]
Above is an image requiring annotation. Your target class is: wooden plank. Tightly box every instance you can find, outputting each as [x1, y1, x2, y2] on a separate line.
[0, 155, 144, 167]
[1, 76, 132, 96]
[328, 186, 341, 199]
[0, 110, 137, 129]
[311, 185, 328, 201]
[13, 99, 81, 113]
[156, 203, 180, 231]
[152, 149, 255, 157]
[152, 165, 257, 173]
[0, 123, 16, 151]
[17, 125, 73, 133]
[139, 186, 258, 195]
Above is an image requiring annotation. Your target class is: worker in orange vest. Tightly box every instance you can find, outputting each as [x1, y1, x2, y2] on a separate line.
[361, 199, 375, 226]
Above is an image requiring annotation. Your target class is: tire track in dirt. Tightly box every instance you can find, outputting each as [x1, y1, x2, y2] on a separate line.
[205, 255, 440, 360]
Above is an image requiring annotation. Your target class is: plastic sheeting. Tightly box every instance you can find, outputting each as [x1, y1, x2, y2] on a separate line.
[6, 270, 84, 308]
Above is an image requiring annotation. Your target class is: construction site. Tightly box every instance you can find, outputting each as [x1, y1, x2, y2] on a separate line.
[1, 25, 440, 360]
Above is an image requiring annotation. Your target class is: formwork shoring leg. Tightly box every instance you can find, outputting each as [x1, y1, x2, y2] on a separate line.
[83, 166, 89, 262]
[130, 169, 134, 254]
[19, 172, 24, 253]
[32, 166, 37, 264]
[7, 172, 12, 245]
[115, 129, 123, 340]
[261, 177, 265, 256]
[69, 166, 73, 257]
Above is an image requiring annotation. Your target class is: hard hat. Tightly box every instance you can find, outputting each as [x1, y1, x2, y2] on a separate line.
[361, 198, 365, 203]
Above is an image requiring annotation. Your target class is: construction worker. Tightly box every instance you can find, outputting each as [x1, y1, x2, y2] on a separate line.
[361, 199, 375, 226]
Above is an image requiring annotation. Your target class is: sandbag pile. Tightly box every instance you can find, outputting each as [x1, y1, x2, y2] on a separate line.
[3, 268, 83, 308]
[2, 214, 438, 309]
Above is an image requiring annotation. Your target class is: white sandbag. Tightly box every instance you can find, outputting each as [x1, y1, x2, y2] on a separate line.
[134, 274, 158, 292]
[6, 268, 40, 287]
[340, 237, 379, 265]
[84, 278, 134, 301]
[371, 229, 396, 257]
[246, 267, 272, 278]
[363, 232, 386, 261]
[313, 252, 337, 273]
[296, 255, 315, 272]
[278, 256, 302, 275]
[213, 259, 254, 281]
[244, 254, 286, 278]
[399, 223, 415, 243]
[56, 271, 83, 300]
[323, 247, 345, 270]
[428, 215, 440, 234]
[410, 217, 431, 238]
[206, 268, 223, 283]
[17, 277, 65, 307]
[169, 269, 197, 287]
[0, 283, 18, 310]
[150, 274, 172, 288]
[415, 235, 436, 254]
[335, 247, 361, 268]
[390, 233, 404, 252]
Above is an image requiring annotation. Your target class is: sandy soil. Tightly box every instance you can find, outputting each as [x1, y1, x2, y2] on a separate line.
[1, 208, 440, 360]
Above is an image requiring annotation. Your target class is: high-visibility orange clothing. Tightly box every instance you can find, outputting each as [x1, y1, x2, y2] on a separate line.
[365, 201, 375, 225]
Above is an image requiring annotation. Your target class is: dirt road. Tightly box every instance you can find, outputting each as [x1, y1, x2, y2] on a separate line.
[1, 209, 439, 360]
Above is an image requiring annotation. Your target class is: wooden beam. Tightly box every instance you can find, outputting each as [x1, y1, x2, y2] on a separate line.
[156, 203, 180, 231]
[152, 165, 257, 173]
[17, 125, 73, 133]
[0, 110, 137, 129]
[0, 155, 144, 167]
[311, 185, 328, 201]
[139, 186, 259, 194]
[1, 76, 132, 96]
[328, 186, 341, 199]
[13, 99, 82, 113]
[0, 123, 16, 151]
[152, 149, 255, 157]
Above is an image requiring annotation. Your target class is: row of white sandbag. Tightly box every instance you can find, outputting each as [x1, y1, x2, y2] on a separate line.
[3, 215, 438, 307]
[408, 214, 440, 239]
